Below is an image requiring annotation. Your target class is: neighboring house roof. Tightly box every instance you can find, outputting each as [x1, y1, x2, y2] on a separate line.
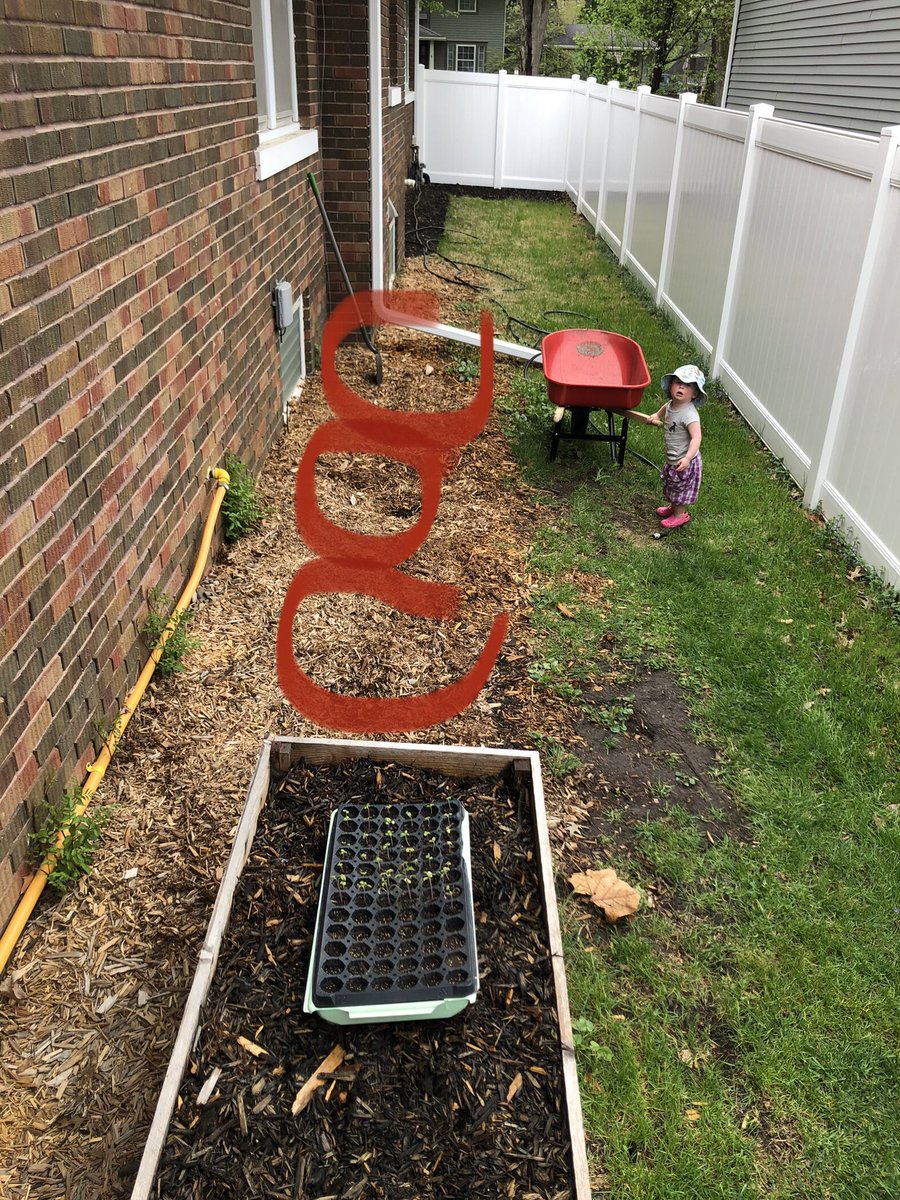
[552, 22, 647, 51]
[556, 23, 588, 49]
[419, 23, 446, 41]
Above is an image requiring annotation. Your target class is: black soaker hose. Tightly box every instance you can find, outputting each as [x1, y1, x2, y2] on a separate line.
[308, 172, 383, 385]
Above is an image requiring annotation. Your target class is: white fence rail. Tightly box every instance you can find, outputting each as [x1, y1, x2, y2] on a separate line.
[415, 66, 900, 589]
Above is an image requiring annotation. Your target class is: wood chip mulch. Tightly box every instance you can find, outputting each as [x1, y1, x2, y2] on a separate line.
[0, 259, 604, 1199]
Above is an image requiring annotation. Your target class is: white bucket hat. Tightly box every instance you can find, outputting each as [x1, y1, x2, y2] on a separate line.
[661, 364, 707, 406]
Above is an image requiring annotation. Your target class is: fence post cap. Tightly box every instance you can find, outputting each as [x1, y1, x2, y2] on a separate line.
[679, 92, 698, 103]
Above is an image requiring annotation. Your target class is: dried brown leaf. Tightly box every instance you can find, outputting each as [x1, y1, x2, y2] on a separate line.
[568, 868, 640, 921]
[505, 1072, 523, 1102]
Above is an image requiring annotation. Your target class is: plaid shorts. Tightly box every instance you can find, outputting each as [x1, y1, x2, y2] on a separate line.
[661, 454, 702, 506]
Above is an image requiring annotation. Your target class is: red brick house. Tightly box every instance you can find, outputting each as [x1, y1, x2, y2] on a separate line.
[0, 0, 420, 932]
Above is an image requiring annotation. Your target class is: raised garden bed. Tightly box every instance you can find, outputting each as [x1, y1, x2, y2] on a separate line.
[131, 738, 589, 1200]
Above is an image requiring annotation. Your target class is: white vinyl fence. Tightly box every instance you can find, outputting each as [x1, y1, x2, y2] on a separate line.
[415, 66, 900, 589]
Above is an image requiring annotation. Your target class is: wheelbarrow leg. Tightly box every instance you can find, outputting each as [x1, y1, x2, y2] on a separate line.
[606, 412, 617, 464]
[549, 409, 564, 461]
[571, 407, 590, 439]
[617, 416, 629, 467]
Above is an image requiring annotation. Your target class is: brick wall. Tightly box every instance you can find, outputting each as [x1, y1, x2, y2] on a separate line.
[319, 3, 372, 299]
[383, 0, 415, 278]
[318, 1, 414, 298]
[0, 0, 342, 930]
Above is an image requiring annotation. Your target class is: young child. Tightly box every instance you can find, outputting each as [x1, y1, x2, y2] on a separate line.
[627, 364, 705, 529]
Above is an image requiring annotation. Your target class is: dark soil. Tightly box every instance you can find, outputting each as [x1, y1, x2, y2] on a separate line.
[153, 760, 576, 1200]
[575, 670, 745, 839]
[564, 669, 748, 917]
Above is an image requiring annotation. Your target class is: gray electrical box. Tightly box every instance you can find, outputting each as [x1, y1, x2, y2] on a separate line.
[273, 281, 293, 334]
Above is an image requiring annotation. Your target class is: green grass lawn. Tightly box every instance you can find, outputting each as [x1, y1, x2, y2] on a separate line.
[440, 195, 900, 1199]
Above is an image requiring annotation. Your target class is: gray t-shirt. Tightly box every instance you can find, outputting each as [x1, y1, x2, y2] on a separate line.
[664, 401, 701, 465]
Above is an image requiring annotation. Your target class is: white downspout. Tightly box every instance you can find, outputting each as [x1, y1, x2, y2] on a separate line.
[370, 0, 385, 292]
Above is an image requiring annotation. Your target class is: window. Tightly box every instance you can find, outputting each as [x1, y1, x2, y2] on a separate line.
[458, 0, 477, 11]
[250, 0, 318, 181]
[279, 291, 306, 416]
[455, 43, 477, 72]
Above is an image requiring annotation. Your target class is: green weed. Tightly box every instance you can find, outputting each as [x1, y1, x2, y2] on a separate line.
[530, 732, 583, 778]
[141, 586, 201, 676]
[585, 698, 634, 735]
[222, 452, 269, 543]
[29, 789, 111, 893]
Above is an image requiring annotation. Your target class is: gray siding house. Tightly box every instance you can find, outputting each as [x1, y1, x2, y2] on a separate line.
[723, 0, 900, 133]
[420, 0, 507, 72]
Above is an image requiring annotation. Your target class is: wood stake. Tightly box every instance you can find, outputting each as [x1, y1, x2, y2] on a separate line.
[291, 1045, 345, 1116]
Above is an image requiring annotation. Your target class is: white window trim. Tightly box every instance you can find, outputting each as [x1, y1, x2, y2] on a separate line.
[406, 0, 418, 100]
[253, 0, 319, 181]
[256, 126, 319, 181]
[455, 43, 477, 71]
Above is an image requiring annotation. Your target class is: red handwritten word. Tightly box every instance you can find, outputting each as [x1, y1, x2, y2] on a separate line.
[277, 290, 509, 733]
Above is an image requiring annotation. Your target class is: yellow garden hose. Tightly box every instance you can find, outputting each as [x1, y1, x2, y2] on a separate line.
[0, 468, 231, 976]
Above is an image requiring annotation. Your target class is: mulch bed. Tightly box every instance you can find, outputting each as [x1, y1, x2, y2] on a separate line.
[154, 759, 574, 1200]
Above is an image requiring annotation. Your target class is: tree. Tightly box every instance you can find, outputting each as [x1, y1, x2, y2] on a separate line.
[577, 0, 733, 98]
[518, 0, 555, 75]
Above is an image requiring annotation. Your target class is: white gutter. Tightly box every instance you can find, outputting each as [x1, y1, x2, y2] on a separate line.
[370, 0, 384, 291]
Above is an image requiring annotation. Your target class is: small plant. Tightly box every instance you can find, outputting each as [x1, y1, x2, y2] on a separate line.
[453, 354, 480, 383]
[527, 656, 580, 700]
[141, 587, 201, 676]
[29, 789, 111, 893]
[530, 732, 583, 778]
[571, 1016, 613, 1060]
[675, 771, 699, 788]
[221, 452, 269, 544]
[93, 712, 125, 748]
[823, 516, 900, 623]
[586, 698, 635, 735]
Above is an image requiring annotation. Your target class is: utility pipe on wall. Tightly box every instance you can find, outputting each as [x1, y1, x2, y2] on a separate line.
[0, 469, 231, 977]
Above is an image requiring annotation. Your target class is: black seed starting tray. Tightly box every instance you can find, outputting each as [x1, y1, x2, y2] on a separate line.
[304, 798, 479, 1023]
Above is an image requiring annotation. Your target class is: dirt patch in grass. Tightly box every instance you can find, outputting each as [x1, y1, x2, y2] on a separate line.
[574, 668, 746, 849]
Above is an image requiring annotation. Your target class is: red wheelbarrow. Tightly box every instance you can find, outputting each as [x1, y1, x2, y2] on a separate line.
[541, 330, 652, 464]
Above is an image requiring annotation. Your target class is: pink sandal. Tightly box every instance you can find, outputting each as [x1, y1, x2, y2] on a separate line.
[656, 505, 673, 517]
[660, 512, 690, 530]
